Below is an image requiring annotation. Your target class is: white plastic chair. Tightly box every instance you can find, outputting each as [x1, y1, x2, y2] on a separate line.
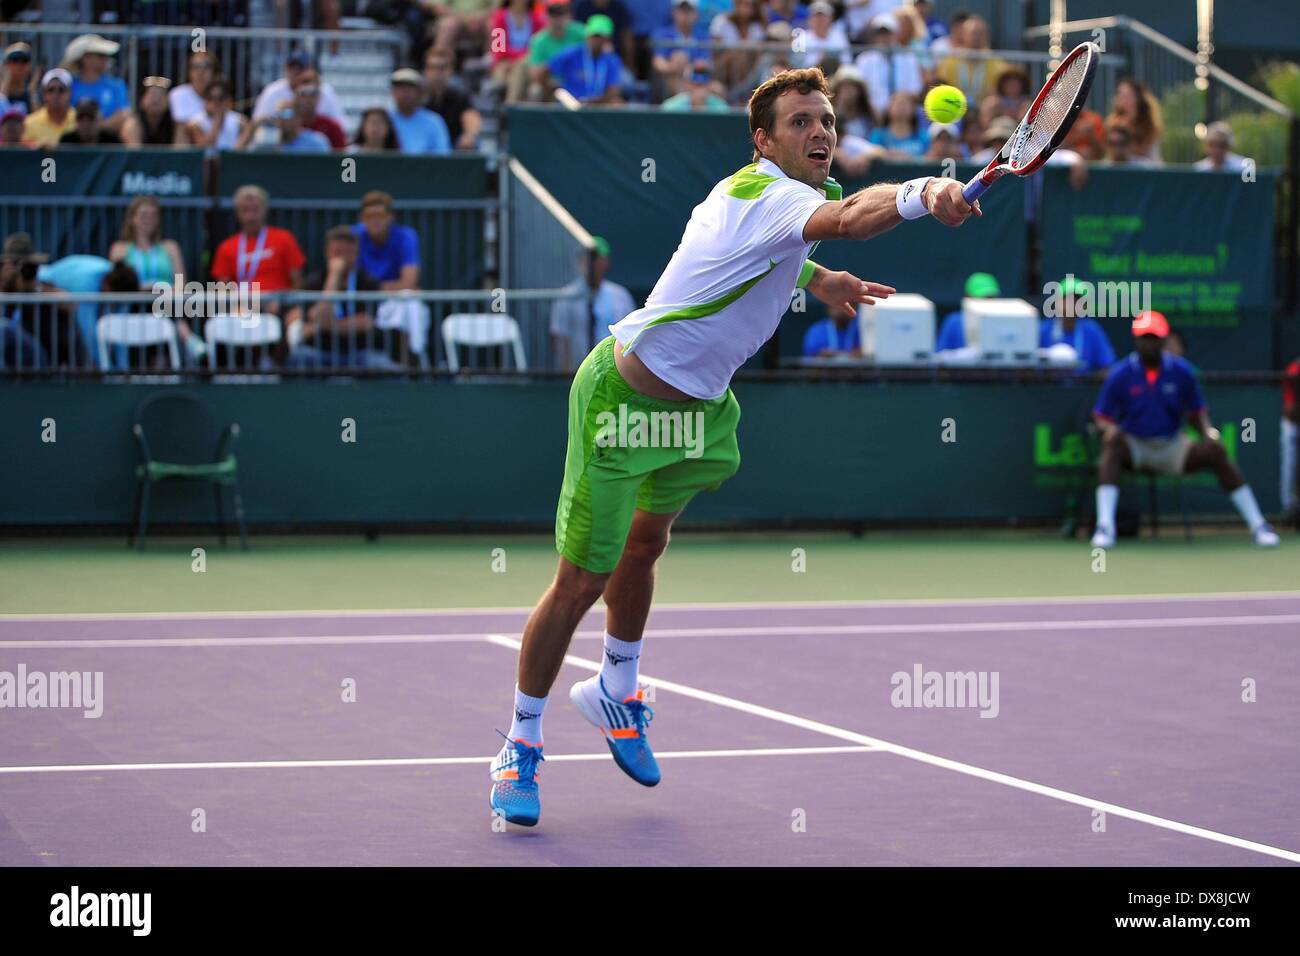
[441, 313, 527, 372]
[203, 313, 282, 369]
[97, 313, 180, 370]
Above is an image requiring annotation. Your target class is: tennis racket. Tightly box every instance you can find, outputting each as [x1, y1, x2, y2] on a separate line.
[962, 41, 1100, 204]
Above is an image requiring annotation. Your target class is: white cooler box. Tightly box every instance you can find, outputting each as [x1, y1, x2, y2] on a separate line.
[858, 293, 936, 364]
[962, 297, 1039, 364]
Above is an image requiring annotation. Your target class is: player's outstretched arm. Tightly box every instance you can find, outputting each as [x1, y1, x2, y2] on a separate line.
[803, 178, 980, 243]
[805, 263, 895, 312]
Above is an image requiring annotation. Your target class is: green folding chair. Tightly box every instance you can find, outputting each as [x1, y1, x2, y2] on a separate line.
[130, 391, 248, 551]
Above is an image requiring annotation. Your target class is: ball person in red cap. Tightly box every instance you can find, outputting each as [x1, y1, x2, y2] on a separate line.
[1089, 310, 1280, 549]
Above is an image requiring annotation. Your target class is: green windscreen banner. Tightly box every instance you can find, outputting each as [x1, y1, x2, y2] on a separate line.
[1039, 165, 1277, 369]
[215, 152, 489, 200]
[0, 148, 206, 196]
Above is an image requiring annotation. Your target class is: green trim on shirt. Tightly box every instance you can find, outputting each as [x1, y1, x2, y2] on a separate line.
[626, 258, 779, 349]
[725, 164, 779, 200]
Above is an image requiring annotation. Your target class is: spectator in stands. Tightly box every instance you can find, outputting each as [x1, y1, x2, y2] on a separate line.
[352, 190, 431, 366]
[0, 42, 35, 116]
[960, 114, 984, 158]
[1039, 276, 1115, 371]
[184, 76, 246, 151]
[923, 121, 963, 161]
[854, 14, 926, 124]
[795, 3, 851, 70]
[388, 69, 452, 154]
[490, 0, 544, 96]
[211, 185, 306, 318]
[23, 69, 76, 148]
[1282, 354, 1299, 521]
[253, 50, 345, 126]
[32, 252, 111, 367]
[1, 107, 26, 147]
[550, 15, 624, 104]
[60, 98, 122, 146]
[869, 90, 927, 157]
[1, 232, 88, 369]
[63, 34, 130, 136]
[122, 76, 182, 147]
[1102, 121, 1155, 167]
[978, 64, 1030, 127]
[1195, 121, 1250, 173]
[285, 226, 398, 371]
[802, 300, 861, 358]
[574, 0, 636, 68]
[828, 65, 873, 139]
[629, 0, 674, 81]
[929, 7, 971, 55]
[1107, 77, 1162, 164]
[766, 0, 809, 28]
[653, 1, 712, 100]
[1090, 310, 1279, 549]
[935, 14, 1007, 107]
[970, 114, 1013, 164]
[936, 271, 999, 353]
[350, 108, 402, 152]
[844, 0, 898, 44]
[286, 71, 345, 149]
[526, 1, 587, 102]
[710, 0, 765, 93]
[429, 0, 494, 57]
[833, 117, 884, 178]
[424, 48, 481, 150]
[108, 195, 204, 362]
[0, 233, 51, 369]
[914, 0, 947, 45]
[169, 51, 219, 125]
[241, 98, 331, 153]
[549, 236, 635, 371]
[1061, 101, 1106, 161]
[661, 62, 728, 111]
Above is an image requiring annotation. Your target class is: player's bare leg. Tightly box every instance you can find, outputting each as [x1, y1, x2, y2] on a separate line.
[602, 508, 681, 643]
[516, 560, 608, 697]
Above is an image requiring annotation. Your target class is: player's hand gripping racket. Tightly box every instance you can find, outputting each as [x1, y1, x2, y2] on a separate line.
[962, 41, 1099, 204]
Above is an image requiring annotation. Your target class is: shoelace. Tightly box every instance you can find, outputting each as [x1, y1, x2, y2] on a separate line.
[492, 729, 544, 786]
[621, 698, 655, 736]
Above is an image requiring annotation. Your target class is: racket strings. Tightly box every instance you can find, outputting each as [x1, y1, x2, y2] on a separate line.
[1010, 51, 1091, 169]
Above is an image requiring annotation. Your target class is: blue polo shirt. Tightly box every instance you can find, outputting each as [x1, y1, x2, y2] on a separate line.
[629, 0, 671, 36]
[802, 318, 861, 356]
[1038, 317, 1116, 371]
[651, 24, 712, 64]
[1093, 352, 1207, 439]
[352, 223, 420, 283]
[70, 74, 128, 118]
[548, 44, 624, 101]
[936, 310, 966, 351]
[387, 107, 451, 154]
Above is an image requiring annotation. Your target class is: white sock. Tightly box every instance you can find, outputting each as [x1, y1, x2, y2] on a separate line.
[1230, 484, 1266, 532]
[1281, 420, 1297, 512]
[1096, 484, 1119, 531]
[507, 685, 547, 744]
[599, 632, 642, 702]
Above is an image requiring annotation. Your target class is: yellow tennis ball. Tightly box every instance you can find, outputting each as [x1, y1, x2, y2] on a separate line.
[924, 85, 967, 124]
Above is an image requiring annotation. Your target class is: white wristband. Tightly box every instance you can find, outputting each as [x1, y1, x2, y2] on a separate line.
[896, 177, 933, 220]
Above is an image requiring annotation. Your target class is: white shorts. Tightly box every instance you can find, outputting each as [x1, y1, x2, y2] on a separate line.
[1125, 432, 1193, 475]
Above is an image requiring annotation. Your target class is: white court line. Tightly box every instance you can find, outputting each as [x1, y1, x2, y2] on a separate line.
[483, 634, 1300, 865]
[6, 613, 1300, 649]
[0, 745, 877, 776]
[3, 589, 1298, 622]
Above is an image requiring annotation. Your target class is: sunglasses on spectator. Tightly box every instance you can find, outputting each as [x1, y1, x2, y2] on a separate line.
[295, 86, 319, 97]
[6, 52, 31, 63]
[143, 76, 172, 89]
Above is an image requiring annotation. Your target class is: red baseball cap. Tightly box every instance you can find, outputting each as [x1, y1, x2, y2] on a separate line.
[1131, 310, 1169, 339]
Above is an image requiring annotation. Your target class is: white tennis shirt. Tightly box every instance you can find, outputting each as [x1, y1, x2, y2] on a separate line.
[611, 157, 838, 400]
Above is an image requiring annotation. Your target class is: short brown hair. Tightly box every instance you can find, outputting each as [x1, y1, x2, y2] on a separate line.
[359, 190, 393, 214]
[747, 67, 832, 163]
[325, 225, 357, 244]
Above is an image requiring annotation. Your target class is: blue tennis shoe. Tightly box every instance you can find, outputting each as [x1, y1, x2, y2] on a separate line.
[569, 676, 660, 787]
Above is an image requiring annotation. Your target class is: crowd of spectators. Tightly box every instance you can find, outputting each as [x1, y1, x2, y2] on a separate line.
[0, 5, 1256, 171]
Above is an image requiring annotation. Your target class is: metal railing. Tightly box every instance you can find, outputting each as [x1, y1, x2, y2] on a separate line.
[0, 288, 584, 376]
[502, 157, 595, 293]
[0, 21, 405, 115]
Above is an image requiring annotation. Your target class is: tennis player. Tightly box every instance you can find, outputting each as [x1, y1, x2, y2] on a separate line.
[490, 67, 978, 826]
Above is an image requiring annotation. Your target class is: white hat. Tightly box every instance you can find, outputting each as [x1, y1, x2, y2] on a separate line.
[40, 67, 73, 89]
[927, 122, 959, 139]
[64, 33, 120, 64]
[871, 13, 899, 32]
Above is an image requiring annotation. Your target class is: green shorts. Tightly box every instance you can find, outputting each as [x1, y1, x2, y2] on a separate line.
[555, 336, 741, 573]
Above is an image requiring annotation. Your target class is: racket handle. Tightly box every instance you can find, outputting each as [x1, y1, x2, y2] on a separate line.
[962, 175, 991, 205]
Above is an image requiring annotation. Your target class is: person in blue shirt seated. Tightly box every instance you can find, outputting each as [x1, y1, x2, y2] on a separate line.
[352, 190, 430, 363]
[766, 0, 810, 28]
[550, 14, 625, 103]
[1039, 275, 1116, 371]
[64, 33, 130, 136]
[387, 68, 451, 154]
[652, 1, 712, 99]
[802, 300, 861, 358]
[240, 98, 330, 153]
[868, 90, 928, 157]
[1089, 310, 1279, 550]
[936, 272, 999, 351]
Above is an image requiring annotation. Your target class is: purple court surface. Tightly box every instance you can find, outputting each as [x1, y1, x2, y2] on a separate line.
[1, 593, 1298, 866]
